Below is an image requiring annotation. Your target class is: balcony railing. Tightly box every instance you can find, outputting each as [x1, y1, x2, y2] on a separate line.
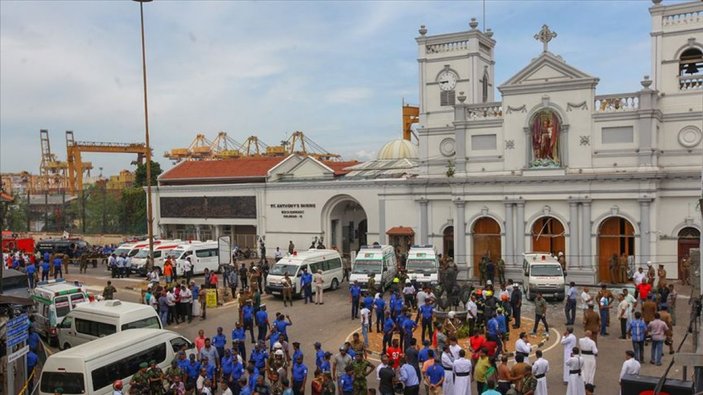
[679, 75, 703, 90]
[594, 94, 640, 113]
[466, 103, 503, 120]
[663, 10, 702, 26]
[426, 40, 470, 54]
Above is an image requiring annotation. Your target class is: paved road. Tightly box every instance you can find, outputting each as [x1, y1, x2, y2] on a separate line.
[53, 263, 696, 393]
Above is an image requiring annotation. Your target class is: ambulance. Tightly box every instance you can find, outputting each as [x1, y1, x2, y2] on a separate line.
[129, 240, 183, 276]
[31, 279, 90, 346]
[405, 245, 440, 285]
[349, 244, 397, 291]
[522, 252, 566, 301]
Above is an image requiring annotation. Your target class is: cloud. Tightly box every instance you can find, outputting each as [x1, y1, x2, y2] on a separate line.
[325, 87, 373, 104]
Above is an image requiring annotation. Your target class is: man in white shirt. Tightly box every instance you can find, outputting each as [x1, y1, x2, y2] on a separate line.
[565, 347, 585, 395]
[619, 350, 641, 392]
[466, 295, 478, 334]
[531, 350, 549, 395]
[515, 331, 531, 362]
[440, 346, 455, 395]
[360, 305, 371, 347]
[580, 287, 593, 318]
[617, 294, 631, 339]
[274, 247, 283, 262]
[633, 267, 646, 298]
[179, 284, 193, 323]
[578, 331, 598, 386]
[561, 327, 577, 384]
[416, 287, 429, 308]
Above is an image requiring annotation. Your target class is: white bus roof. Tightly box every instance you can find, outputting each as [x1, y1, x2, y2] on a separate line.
[279, 249, 340, 263]
[68, 300, 155, 318]
[45, 328, 178, 362]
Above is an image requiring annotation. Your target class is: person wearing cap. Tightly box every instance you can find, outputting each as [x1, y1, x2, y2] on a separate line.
[314, 269, 325, 304]
[596, 284, 614, 335]
[646, 261, 656, 284]
[321, 351, 332, 375]
[301, 267, 314, 304]
[349, 281, 362, 320]
[165, 358, 184, 388]
[402, 280, 416, 310]
[374, 292, 386, 333]
[291, 354, 309, 395]
[565, 281, 578, 326]
[213, 327, 228, 362]
[255, 304, 271, 341]
[417, 297, 435, 343]
[131, 362, 150, 393]
[531, 292, 549, 335]
[242, 300, 256, 343]
[232, 322, 247, 360]
[314, 342, 325, 369]
[657, 264, 668, 289]
[250, 341, 269, 372]
[147, 359, 164, 393]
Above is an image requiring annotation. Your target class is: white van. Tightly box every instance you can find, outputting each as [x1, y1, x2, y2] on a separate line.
[31, 279, 90, 346]
[39, 329, 195, 395]
[170, 241, 219, 275]
[266, 249, 343, 296]
[522, 252, 566, 301]
[406, 245, 440, 285]
[349, 245, 397, 291]
[130, 241, 183, 276]
[57, 299, 162, 350]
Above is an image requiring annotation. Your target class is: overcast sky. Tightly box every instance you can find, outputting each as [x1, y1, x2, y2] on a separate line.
[0, 0, 672, 177]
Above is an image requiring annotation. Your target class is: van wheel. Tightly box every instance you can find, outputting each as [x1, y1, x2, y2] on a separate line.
[331, 279, 339, 290]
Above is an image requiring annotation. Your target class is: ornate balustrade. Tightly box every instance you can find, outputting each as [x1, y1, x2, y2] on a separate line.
[426, 40, 470, 54]
[679, 75, 703, 90]
[466, 103, 503, 120]
[662, 10, 702, 26]
[594, 94, 640, 113]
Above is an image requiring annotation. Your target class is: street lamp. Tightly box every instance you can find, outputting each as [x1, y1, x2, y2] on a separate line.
[134, 0, 154, 269]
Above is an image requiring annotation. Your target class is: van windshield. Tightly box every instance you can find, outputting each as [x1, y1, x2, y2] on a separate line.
[113, 247, 131, 256]
[41, 371, 85, 394]
[55, 296, 71, 318]
[270, 264, 299, 276]
[169, 249, 185, 259]
[531, 264, 563, 276]
[352, 260, 382, 274]
[122, 316, 162, 330]
[406, 259, 437, 272]
[134, 249, 150, 259]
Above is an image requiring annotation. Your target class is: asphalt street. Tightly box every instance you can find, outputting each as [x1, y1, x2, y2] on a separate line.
[50, 263, 697, 393]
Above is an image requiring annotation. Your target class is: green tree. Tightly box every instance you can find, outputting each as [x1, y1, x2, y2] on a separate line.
[3, 193, 28, 231]
[134, 160, 162, 187]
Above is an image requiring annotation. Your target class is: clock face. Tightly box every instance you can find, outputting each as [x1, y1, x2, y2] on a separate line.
[437, 70, 457, 91]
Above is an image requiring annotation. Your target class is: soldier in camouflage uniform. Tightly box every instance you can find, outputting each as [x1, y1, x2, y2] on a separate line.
[367, 274, 376, 294]
[350, 353, 375, 395]
[130, 362, 150, 394]
[164, 359, 183, 388]
[147, 360, 164, 395]
[479, 255, 488, 286]
[497, 257, 506, 285]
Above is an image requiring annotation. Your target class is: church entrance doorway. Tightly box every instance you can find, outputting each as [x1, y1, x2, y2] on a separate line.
[531, 216, 566, 256]
[443, 226, 454, 261]
[325, 197, 367, 259]
[678, 227, 700, 282]
[597, 217, 635, 283]
[472, 217, 501, 277]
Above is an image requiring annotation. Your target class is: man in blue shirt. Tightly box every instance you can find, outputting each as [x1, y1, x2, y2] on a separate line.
[417, 298, 434, 342]
[212, 327, 227, 363]
[231, 349, 244, 382]
[402, 313, 417, 351]
[314, 342, 325, 369]
[232, 322, 247, 360]
[274, 313, 293, 338]
[320, 351, 332, 374]
[40, 259, 50, 282]
[350, 281, 362, 319]
[301, 268, 313, 304]
[374, 295, 386, 332]
[382, 311, 395, 355]
[242, 300, 256, 344]
[565, 281, 578, 325]
[27, 349, 38, 391]
[292, 341, 304, 362]
[487, 313, 504, 354]
[267, 327, 281, 351]
[392, 292, 404, 318]
[28, 327, 41, 353]
[255, 305, 270, 341]
[291, 355, 308, 395]
[398, 356, 420, 393]
[418, 340, 431, 365]
[249, 341, 268, 372]
[53, 255, 63, 279]
[26, 262, 36, 288]
[424, 358, 445, 391]
[627, 311, 647, 362]
[340, 365, 354, 395]
[185, 354, 201, 387]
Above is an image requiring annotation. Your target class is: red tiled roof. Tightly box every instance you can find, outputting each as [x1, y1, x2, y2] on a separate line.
[323, 160, 360, 176]
[159, 157, 286, 183]
[386, 226, 415, 236]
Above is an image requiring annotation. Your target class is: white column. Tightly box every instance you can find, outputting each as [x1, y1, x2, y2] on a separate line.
[454, 200, 466, 266]
[378, 198, 386, 244]
[516, 202, 525, 256]
[504, 202, 514, 266]
[419, 199, 429, 245]
[639, 198, 652, 264]
[569, 201, 579, 269]
[581, 202, 592, 270]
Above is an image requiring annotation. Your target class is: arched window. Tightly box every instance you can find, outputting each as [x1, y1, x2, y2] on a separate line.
[482, 68, 489, 103]
[680, 48, 703, 76]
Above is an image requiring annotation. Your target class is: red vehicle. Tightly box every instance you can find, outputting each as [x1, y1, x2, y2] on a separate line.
[1, 231, 35, 254]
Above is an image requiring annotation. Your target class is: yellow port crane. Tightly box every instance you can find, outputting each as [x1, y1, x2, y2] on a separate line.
[66, 131, 149, 193]
[285, 131, 340, 161]
[210, 131, 243, 159]
[402, 103, 420, 142]
[242, 136, 268, 156]
[163, 133, 213, 162]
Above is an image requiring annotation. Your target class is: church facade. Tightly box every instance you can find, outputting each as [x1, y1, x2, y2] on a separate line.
[153, 0, 702, 284]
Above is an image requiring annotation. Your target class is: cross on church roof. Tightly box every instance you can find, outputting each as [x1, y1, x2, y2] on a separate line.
[534, 24, 557, 53]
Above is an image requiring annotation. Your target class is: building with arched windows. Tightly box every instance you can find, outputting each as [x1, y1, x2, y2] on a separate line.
[153, 0, 702, 284]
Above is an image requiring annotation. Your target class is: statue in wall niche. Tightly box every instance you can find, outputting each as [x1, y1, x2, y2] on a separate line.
[530, 109, 561, 168]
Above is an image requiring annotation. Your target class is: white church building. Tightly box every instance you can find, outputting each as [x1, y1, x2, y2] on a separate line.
[153, 0, 703, 284]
